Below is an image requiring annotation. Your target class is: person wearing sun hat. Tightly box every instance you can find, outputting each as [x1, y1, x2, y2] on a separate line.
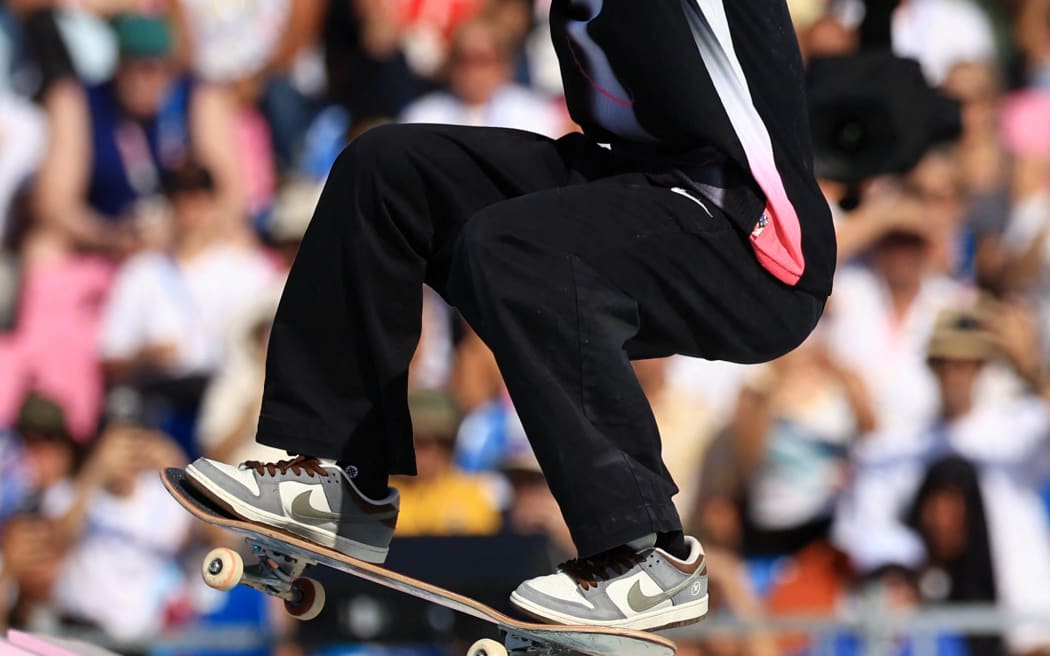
[835, 302, 1050, 654]
[926, 306, 996, 362]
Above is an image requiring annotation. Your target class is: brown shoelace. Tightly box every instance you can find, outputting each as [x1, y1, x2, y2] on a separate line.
[242, 455, 328, 478]
[559, 546, 647, 590]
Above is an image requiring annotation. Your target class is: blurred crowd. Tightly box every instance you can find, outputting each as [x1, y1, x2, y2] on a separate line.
[1, 0, 1050, 655]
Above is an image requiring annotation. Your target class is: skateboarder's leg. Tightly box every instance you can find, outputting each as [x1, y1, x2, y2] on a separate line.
[184, 124, 601, 562]
[442, 179, 824, 629]
[254, 124, 587, 474]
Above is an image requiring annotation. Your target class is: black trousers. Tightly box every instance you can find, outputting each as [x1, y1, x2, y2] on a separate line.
[257, 124, 825, 557]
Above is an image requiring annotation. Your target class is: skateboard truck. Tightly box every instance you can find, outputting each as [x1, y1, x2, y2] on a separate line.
[201, 540, 326, 620]
[471, 632, 587, 656]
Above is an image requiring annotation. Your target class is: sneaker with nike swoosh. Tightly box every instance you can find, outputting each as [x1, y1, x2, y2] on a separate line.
[185, 455, 398, 563]
[509, 535, 708, 630]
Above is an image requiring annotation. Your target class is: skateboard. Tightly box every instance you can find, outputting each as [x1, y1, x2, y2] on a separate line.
[162, 468, 677, 656]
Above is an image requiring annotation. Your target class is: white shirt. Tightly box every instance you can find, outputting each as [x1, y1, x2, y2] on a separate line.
[45, 474, 193, 641]
[99, 246, 276, 375]
[833, 398, 1050, 652]
[748, 372, 858, 530]
[400, 84, 566, 139]
[823, 266, 970, 434]
[892, 0, 997, 85]
[0, 94, 47, 240]
[179, 0, 290, 83]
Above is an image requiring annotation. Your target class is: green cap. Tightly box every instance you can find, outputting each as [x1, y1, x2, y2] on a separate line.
[112, 14, 173, 60]
[16, 392, 70, 441]
[408, 390, 462, 443]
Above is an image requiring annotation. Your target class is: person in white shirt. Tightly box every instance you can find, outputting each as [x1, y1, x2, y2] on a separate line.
[833, 304, 1050, 654]
[892, 0, 998, 86]
[99, 162, 276, 381]
[400, 18, 568, 139]
[732, 330, 875, 553]
[44, 424, 192, 643]
[825, 216, 972, 434]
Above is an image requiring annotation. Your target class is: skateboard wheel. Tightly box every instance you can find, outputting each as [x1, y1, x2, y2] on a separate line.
[285, 576, 325, 620]
[201, 547, 243, 591]
[467, 638, 507, 656]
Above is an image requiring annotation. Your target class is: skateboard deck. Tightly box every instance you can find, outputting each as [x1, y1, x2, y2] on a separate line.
[162, 468, 677, 656]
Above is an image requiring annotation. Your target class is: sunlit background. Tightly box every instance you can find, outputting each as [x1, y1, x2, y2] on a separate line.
[2, 0, 1050, 655]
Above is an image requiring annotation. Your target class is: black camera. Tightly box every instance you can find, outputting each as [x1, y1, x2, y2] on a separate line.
[807, 53, 962, 183]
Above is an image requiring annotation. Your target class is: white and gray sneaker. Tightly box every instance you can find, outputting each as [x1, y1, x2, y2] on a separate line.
[510, 535, 708, 631]
[185, 455, 398, 564]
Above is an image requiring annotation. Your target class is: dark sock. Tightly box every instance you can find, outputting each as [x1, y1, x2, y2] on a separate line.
[337, 461, 388, 500]
[656, 531, 690, 560]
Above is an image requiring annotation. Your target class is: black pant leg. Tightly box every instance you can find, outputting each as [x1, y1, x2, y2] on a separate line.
[445, 179, 824, 557]
[256, 124, 588, 473]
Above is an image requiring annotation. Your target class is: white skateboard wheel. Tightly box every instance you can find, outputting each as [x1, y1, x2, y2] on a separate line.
[202, 547, 244, 591]
[467, 638, 507, 656]
[285, 576, 326, 620]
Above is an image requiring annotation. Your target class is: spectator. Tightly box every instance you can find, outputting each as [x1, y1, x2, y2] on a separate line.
[833, 304, 1050, 654]
[323, 0, 511, 120]
[0, 395, 77, 631]
[0, 515, 65, 631]
[892, 0, 998, 85]
[98, 161, 275, 383]
[196, 291, 284, 466]
[28, 14, 243, 261]
[0, 247, 114, 440]
[196, 178, 319, 466]
[677, 451, 779, 656]
[906, 456, 1004, 656]
[730, 333, 874, 558]
[1012, 0, 1050, 87]
[801, 12, 859, 61]
[264, 177, 322, 270]
[904, 150, 971, 278]
[939, 61, 1014, 293]
[825, 196, 972, 434]
[834, 565, 969, 656]
[44, 424, 191, 645]
[355, 0, 487, 79]
[400, 18, 567, 138]
[448, 326, 524, 473]
[11, 393, 79, 511]
[0, 93, 46, 247]
[391, 390, 501, 536]
[996, 90, 1050, 359]
[410, 286, 456, 391]
[942, 61, 1008, 194]
[0, 427, 28, 528]
[176, 0, 327, 168]
[673, 545, 778, 656]
[634, 357, 721, 521]
[97, 161, 274, 455]
[500, 442, 573, 562]
[451, 325, 503, 414]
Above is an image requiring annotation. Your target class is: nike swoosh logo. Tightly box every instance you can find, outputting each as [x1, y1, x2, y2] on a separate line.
[626, 571, 703, 613]
[289, 491, 397, 524]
